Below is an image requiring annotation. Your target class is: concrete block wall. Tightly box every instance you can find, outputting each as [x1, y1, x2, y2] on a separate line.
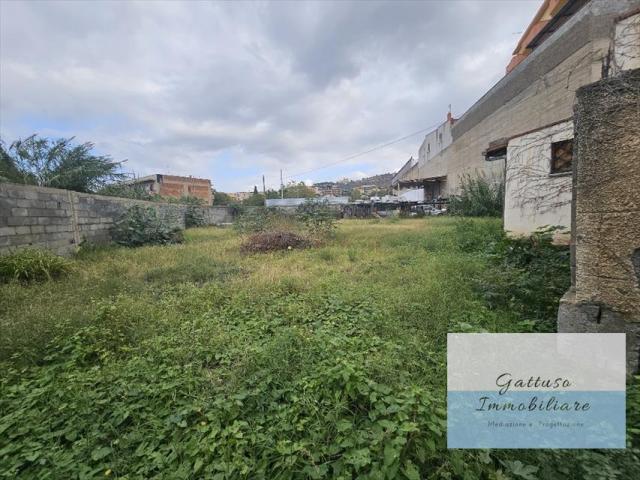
[0, 183, 233, 256]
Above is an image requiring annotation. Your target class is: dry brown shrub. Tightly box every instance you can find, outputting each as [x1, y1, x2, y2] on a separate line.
[240, 231, 311, 253]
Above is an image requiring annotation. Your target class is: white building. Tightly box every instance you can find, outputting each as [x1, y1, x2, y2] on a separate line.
[504, 120, 573, 242]
[390, 112, 456, 202]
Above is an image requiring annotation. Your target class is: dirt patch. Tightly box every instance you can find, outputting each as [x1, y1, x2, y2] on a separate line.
[241, 231, 311, 253]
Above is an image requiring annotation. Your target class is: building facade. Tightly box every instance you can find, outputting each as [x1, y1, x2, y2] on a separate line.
[313, 182, 346, 197]
[504, 120, 573, 240]
[228, 191, 253, 202]
[129, 174, 213, 205]
[392, 0, 639, 234]
[390, 111, 455, 202]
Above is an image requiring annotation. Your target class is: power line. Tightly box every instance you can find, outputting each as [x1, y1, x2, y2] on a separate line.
[286, 120, 445, 180]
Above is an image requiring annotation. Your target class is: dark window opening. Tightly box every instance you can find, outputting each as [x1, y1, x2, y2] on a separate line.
[485, 146, 507, 161]
[551, 139, 573, 174]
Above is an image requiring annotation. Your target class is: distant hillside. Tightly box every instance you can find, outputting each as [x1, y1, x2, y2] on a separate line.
[339, 173, 394, 189]
[314, 173, 393, 192]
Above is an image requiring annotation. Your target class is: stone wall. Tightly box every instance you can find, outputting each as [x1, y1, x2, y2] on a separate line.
[558, 68, 640, 374]
[0, 183, 232, 256]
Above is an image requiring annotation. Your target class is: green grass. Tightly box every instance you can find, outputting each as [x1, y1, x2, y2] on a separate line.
[0, 218, 638, 479]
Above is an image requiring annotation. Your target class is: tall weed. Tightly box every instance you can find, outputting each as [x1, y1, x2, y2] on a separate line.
[449, 172, 504, 217]
[0, 248, 72, 283]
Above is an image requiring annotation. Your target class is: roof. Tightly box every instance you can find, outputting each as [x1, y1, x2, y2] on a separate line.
[506, 0, 588, 73]
[526, 0, 589, 49]
[126, 174, 211, 185]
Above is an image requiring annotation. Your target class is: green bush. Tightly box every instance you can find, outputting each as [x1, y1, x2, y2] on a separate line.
[233, 208, 300, 235]
[448, 172, 504, 217]
[0, 248, 72, 283]
[233, 208, 278, 234]
[111, 205, 184, 247]
[296, 200, 338, 239]
[451, 217, 504, 252]
[98, 183, 154, 200]
[471, 226, 571, 328]
[445, 220, 570, 329]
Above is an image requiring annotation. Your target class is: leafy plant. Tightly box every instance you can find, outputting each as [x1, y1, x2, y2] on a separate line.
[213, 190, 234, 205]
[296, 200, 338, 239]
[449, 172, 504, 217]
[98, 183, 154, 200]
[470, 225, 571, 328]
[233, 208, 278, 234]
[0, 248, 72, 283]
[111, 205, 184, 247]
[0, 134, 125, 192]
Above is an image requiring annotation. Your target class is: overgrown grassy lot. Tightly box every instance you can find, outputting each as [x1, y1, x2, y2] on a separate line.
[1, 218, 638, 479]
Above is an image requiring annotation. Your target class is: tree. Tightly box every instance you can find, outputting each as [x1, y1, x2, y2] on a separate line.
[243, 193, 265, 206]
[253, 185, 259, 195]
[213, 190, 233, 205]
[0, 134, 125, 193]
[283, 181, 316, 199]
[349, 189, 363, 202]
[98, 183, 154, 200]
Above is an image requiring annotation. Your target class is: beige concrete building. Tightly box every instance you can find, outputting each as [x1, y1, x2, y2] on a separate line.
[392, 0, 639, 235]
[391, 112, 455, 201]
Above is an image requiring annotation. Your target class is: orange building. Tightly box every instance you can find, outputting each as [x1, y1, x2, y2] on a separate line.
[129, 174, 213, 205]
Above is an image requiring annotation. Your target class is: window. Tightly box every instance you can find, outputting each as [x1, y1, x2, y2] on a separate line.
[551, 139, 573, 174]
[485, 146, 507, 161]
[484, 138, 508, 161]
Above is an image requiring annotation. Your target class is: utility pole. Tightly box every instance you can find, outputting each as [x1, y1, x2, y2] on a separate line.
[262, 175, 266, 195]
[280, 170, 284, 199]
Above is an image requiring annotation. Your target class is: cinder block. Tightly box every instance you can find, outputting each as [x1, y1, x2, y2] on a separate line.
[7, 217, 37, 226]
[11, 208, 28, 216]
[13, 234, 35, 245]
[22, 190, 39, 200]
[0, 197, 16, 208]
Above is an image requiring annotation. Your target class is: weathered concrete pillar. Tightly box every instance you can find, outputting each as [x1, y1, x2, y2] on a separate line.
[558, 68, 640, 374]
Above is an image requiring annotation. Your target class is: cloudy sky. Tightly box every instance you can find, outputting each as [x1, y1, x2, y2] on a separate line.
[0, 0, 539, 192]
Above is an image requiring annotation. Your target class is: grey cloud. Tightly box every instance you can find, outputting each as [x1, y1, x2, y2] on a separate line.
[0, 0, 540, 191]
